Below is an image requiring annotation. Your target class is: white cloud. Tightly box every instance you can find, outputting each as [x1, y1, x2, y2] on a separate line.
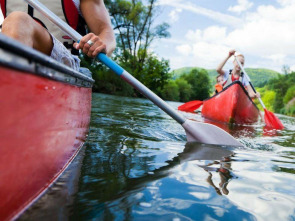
[176, 44, 192, 55]
[158, 1, 295, 72]
[158, 0, 183, 4]
[168, 8, 182, 23]
[186, 27, 227, 44]
[277, 0, 294, 6]
[228, 0, 254, 14]
[201, 26, 227, 44]
[158, 0, 242, 27]
[171, 25, 232, 69]
[226, 3, 295, 63]
[190, 42, 231, 68]
[185, 29, 202, 42]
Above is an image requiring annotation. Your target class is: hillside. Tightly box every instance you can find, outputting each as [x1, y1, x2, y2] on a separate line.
[171, 67, 280, 87]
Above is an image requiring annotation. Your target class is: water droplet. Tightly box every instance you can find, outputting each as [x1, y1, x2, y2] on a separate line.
[44, 86, 48, 90]
[52, 86, 56, 90]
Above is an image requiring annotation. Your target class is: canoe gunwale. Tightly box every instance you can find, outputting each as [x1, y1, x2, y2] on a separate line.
[0, 34, 94, 87]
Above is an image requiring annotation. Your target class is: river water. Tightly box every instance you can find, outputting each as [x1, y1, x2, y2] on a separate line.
[22, 93, 295, 220]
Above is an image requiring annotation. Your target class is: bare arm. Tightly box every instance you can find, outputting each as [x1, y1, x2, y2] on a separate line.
[246, 85, 260, 99]
[75, 0, 116, 57]
[216, 49, 235, 75]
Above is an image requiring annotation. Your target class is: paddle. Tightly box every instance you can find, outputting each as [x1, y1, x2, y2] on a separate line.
[234, 56, 284, 130]
[178, 100, 203, 113]
[24, 0, 242, 146]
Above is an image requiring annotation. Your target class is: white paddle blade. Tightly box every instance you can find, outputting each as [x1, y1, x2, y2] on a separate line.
[182, 120, 243, 146]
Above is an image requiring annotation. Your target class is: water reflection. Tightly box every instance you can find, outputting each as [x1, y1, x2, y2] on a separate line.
[124, 142, 235, 191]
[70, 140, 245, 220]
[173, 142, 235, 196]
[72, 94, 294, 220]
[203, 118, 260, 138]
[204, 156, 233, 196]
[19, 94, 295, 220]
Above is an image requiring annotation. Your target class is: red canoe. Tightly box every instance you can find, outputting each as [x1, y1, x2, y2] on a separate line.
[0, 34, 94, 220]
[201, 81, 259, 125]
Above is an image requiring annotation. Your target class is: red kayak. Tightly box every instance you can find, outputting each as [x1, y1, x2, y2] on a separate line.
[201, 81, 259, 124]
[0, 34, 94, 220]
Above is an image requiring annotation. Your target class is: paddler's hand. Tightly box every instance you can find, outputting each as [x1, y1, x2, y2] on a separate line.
[253, 92, 261, 99]
[73, 33, 107, 58]
[256, 92, 261, 98]
[228, 49, 236, 57]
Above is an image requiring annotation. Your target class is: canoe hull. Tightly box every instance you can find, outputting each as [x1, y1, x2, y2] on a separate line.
[201, 82, 259, 124]
[0, 34, 93, 220]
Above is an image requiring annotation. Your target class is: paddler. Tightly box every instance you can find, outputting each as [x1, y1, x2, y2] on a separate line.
[216, 49, 260, 99]
[0, 0, 116, 74]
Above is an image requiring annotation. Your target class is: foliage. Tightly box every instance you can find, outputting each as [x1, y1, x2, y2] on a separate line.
[160, 68, 211, 102]
[259, 88, 276, 112]
[266, 72, 295, 112]
[105, 0, 170, 70]
[282, 65, 291, 75]
[175, 78, 193, 102]
[283, 85, 295, 104]
[80, 55, 135, 96]
[80, 52, 170, 97]
[254, 72, 295, 116]
[172, 67, 279, 88]
[280, 102, 295, 116]
[160, 80, 179, 101]
[123, 49, 171, 95]
[244, 69, 279, 87]
[180, 68, 211, 101]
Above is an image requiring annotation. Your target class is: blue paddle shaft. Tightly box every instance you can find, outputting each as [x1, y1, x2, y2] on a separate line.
[99, 54, 185, 124]
[97, 54, 124, 75]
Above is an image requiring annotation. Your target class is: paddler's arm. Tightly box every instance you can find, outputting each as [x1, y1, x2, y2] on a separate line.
[216, 49, 236, 75]
[246, 85, 261, 99]
[74, 0, 116, 57]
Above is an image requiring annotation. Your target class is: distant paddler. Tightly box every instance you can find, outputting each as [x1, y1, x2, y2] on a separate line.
[216, 49, 260, 99]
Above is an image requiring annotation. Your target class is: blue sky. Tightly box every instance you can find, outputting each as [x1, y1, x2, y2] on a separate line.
[152, 0, 295, 72]
[1, 0, 294, 73]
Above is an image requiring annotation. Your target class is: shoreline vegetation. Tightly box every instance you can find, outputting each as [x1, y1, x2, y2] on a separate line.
[82, 55, 295, 117]
[81, 0, 294, 117]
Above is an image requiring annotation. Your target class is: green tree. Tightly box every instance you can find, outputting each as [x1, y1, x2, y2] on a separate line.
[175, 78, 193, 102]
[103, 0, 171, 96]
[283, 85, 295, 104]
[124, 49, 171, 95]
[282, 65, 291, 75]
[261, 90, 276, 112]
[180, 68, 211, 100]
[267, 72, 295, 112]
[160, 80, 179, 101]
[105, 0, 169, 69]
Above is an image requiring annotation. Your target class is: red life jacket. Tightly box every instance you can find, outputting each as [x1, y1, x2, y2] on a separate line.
[223, 69, 244, 88]
[0, 0, 86, 53]
[231, 74, 240, 82]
